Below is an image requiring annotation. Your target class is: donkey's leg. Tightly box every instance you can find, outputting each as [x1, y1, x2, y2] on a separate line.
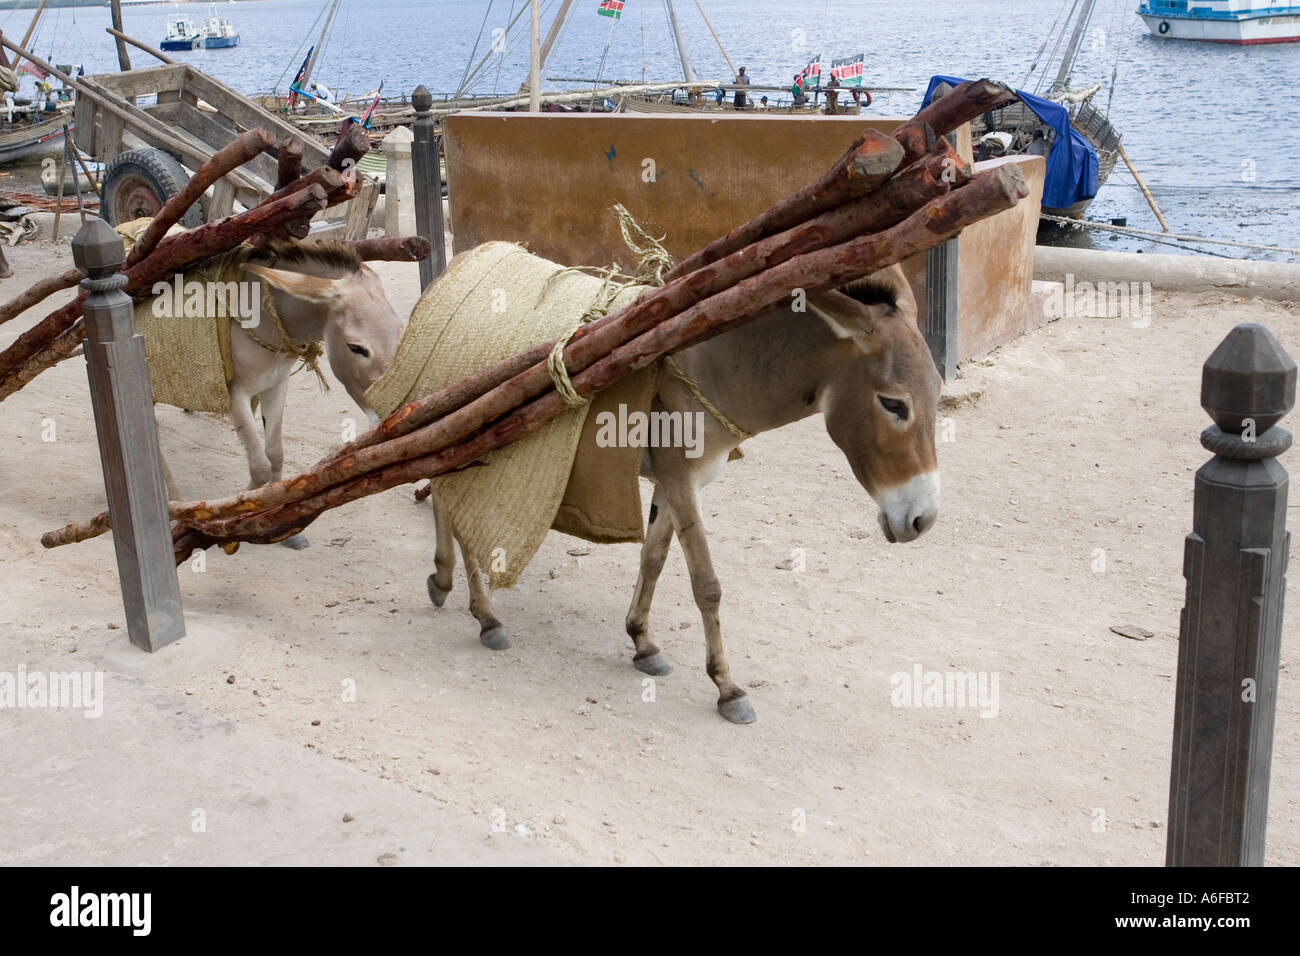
[654, 463, 755, 724]
[157, 445, 183, 502]
[455, 530, 510, 650]
[426, 490, 456, 608]
[624, 483, 675, 676]
[229, 385, 274, 490]
[256, 379, 308, 550]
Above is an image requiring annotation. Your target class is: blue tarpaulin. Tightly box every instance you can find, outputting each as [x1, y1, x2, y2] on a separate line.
[922, 75, 1100, 210]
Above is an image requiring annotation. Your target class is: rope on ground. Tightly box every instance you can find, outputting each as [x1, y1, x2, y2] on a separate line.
[1040, 214, 1300, 258]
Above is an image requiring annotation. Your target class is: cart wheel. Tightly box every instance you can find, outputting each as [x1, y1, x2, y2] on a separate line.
[100, 148, 204, 228]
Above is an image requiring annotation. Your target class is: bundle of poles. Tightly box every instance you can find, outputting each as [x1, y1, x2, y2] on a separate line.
[0, 118, 430, 404]
[40, 79, 1025, 563]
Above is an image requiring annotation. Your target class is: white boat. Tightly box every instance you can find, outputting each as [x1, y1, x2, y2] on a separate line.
[1137, 1, 1300, 44]
[160, 16, 202, 51]
[200, 4, 241, 49]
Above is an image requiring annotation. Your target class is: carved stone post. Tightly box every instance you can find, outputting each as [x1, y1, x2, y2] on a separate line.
[410, 85, 448, 290]
[74, 219, 185, 652]
[1167, 322, 1295, 866]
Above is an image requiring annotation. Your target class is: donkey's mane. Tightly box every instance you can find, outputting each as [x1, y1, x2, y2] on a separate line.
[256, 240, 363, 276]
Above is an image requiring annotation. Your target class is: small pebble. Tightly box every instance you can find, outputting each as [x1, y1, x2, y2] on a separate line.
[226, 675, 236, 685]
[343, 812, 354, 823]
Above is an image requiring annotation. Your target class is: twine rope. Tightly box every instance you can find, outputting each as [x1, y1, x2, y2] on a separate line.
[544, 206, 753, 444]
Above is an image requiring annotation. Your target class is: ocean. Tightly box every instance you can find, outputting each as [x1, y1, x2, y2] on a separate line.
[9, 0, 1299, 259]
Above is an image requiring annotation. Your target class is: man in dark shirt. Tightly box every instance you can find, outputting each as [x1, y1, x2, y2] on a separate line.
[734, 66, 751, 109]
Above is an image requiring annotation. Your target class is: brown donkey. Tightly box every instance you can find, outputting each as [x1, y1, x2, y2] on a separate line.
[428, 264, 942, 723]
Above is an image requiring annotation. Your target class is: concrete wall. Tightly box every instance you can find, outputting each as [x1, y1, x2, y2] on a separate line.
[443, 112, 1043, 365]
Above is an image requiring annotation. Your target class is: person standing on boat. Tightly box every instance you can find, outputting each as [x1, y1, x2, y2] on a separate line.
[825, 73, 841, 115]
[733, 66, 751, 109]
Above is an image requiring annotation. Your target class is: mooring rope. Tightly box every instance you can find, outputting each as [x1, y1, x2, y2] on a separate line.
[1040, 214, 1300, 257]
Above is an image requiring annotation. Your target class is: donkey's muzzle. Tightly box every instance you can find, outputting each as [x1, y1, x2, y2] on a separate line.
[877, 471, 940, 544]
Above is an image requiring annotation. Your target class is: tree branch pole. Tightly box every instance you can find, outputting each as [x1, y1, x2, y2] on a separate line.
[124, 145, 962, 538]
[126, 128, 277, 268]
[0, 186, 329, 396]
[166, 166, 1025, 556]
[44, 162, 1023, 554]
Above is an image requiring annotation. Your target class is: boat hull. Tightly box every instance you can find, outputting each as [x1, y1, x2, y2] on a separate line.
[1138, 10, 1300, 43]
[160, 38, 202, 51]
[203, 36, 240, 49]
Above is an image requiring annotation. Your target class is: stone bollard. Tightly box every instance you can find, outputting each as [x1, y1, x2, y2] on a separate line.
[1166, 322, 1295, 866]
[381, 125, 416, 239]
[410, 84, 449, 290]
[74, 218, 185, 652]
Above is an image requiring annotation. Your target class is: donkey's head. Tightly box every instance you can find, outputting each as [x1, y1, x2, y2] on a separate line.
[244, 242, 405, 418]
[810, 264, 942, 543]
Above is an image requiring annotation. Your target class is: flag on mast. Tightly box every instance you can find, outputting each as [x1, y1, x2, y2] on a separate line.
[597, 0, 624, 17]
[793, 54, 821, 92]
[830, 54, 864, 87]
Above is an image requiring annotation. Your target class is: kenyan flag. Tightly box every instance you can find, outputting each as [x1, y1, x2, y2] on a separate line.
[794, 55, 821, 92]
[831, 54, 864, 87]
[597, 0, 624, 18]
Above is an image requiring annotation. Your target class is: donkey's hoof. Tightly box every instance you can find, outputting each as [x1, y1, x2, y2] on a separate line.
[280, 534, 310, 550]
[717, 695, 757, 724]
[426, 575, 450, 608]
[633, 652, 672, 676]
[479, 621, 511, 650]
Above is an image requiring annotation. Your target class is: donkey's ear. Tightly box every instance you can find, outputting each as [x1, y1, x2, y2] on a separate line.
[809, 290, 891, 353]
[810, 265, 917, 352]
[243, 264, 345, 305]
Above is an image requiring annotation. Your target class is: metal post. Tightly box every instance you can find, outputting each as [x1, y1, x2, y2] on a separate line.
[410, 85, 448, 290]
[1167, 322, 1295, 866]
[73, 219, 185, 653]
[923, 237, 958, 380]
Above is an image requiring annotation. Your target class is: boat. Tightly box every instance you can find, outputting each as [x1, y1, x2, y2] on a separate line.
[1137, 0, 1300, 44]
[160, 17, 201, 52]
[929, 0, 1123, 220]
[200, 5, 241, 49]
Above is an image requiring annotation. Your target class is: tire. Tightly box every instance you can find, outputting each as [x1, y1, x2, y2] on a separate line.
[100, 148, 204, 228]
[1158, 20, 1170, 34]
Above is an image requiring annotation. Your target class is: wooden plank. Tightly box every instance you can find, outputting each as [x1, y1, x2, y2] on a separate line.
[88, 63, 186, 101]
[344, 178, 380, 239]
[180, 67, 330, 165]
[208, 179, 237, 221]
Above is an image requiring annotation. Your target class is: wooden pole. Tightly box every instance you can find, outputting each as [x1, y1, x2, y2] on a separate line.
[108, 0, 132, 71]
[105, 26, 172, 66]
[529, 0, 542, 112]
[410, 85, 448, 289]
[11, 0, 48, 72]
[73, 219, 185, 652]
[538, 0, 576, 72]
[1117, 144, 1170, 233]
[665, 0, 694, 82]
[1167, 323, 1295, 866]
[692, 0, 736, 80]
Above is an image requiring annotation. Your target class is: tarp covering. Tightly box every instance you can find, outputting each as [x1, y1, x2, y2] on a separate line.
[922, 75, 1100, 210]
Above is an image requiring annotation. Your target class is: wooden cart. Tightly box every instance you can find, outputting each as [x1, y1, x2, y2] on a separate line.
[72, 63, 378, 239]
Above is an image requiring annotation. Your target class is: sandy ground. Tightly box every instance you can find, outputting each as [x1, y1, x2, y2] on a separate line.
[0, 232, 1296, 866]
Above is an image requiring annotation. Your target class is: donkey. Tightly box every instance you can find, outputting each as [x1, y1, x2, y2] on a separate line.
[156, 241, 405, 549]
[426, 264, 941, 722]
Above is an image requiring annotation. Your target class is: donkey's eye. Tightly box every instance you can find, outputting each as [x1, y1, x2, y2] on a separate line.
[878, 396, 909, 420]
[348, 344, 370, 357]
